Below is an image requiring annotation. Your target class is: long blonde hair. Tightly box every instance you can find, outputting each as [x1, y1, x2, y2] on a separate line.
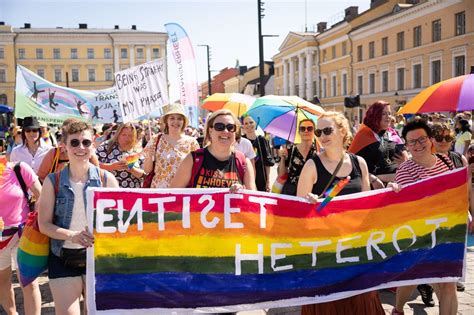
[107, 122, 137, 154]
[203, 109, 241, 147]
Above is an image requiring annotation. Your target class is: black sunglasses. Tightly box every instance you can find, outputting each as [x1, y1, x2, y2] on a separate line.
[299, 126, 314, 133]
[212, 123, 237, 132]
[315, 127, 334, 137]
[25, 129, 39, 133]
[434, 134, 454, 142]
[70, 139, 93, 148]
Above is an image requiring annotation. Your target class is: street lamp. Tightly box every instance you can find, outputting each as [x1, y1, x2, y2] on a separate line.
[257, 0, 278, 97]
[198, 44, 212, 96]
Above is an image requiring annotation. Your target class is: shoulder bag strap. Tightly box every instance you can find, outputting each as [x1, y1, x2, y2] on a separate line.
[14, 163, 29, 201]
[318, 154, 345, 198]
[435, 153, 453, 170]
[49, 148, 61, 174]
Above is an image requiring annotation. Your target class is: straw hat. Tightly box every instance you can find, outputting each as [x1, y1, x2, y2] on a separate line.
[160, 103, 189, 127]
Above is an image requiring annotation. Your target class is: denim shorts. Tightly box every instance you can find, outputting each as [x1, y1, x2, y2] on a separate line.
[48, 251, 85, 279]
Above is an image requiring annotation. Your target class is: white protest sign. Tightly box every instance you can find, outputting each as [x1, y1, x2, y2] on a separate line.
[115, 59, 169, 122]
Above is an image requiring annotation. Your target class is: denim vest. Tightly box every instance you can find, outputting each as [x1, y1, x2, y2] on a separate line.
[48, 164, 102, 256]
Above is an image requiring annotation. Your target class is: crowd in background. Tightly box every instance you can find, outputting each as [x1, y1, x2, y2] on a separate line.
[1, 103, 474, 315]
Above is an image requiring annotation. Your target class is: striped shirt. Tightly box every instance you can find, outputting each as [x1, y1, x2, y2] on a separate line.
[395, 154, 453, 186]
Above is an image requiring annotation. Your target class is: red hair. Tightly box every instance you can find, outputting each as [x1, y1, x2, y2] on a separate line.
[363, 100, 390, 132]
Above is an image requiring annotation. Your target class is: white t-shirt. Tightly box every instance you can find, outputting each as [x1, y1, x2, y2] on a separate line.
[234, 137, 256, 160]
[63, 180, 87, 249]
[455, 131, 471, 154]
[10, 143, 51, 174]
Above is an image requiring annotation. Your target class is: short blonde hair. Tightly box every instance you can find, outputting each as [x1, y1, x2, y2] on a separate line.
[318, 111, 352, 148]
[203, 109, 241, 147]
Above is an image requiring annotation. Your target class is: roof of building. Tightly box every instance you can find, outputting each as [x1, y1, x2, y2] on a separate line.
[10, 27, 166, 35]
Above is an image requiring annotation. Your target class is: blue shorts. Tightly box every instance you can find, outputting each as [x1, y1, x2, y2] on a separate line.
[48, 252, 85, 279]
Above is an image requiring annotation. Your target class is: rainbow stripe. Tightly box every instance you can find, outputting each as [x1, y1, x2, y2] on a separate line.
[88, 168, 468, 313]
[124, 153, 140, 170]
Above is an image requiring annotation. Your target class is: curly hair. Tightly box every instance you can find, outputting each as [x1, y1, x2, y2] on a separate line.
[318, 111, 352, 148]
[63, 121, 93, 142]
[363, 100, 390, 132]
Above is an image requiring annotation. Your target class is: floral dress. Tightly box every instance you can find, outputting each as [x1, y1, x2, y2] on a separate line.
[144, 134, 200, 188]
[96, 141, 143, 188]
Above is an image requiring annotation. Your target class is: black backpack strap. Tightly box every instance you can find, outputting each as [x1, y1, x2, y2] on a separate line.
[436, 153, 453, 170]
[14, 163, 29, 201]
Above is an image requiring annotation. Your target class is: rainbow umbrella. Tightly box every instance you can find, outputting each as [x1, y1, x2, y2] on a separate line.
[201, 93, 256, 117]
[398, 74, 474, 113]
[246, 95, 325, 143]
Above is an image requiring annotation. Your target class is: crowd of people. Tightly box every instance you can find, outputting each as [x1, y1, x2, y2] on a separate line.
[0, 101, 473, 315]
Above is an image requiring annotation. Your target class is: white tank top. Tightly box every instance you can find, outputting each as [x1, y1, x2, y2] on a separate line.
[63, 180, 87, 249]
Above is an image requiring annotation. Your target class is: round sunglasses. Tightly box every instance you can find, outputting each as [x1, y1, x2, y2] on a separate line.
[212, 123, 237, 132]
[70, 138, 93, 148]
[299, 126, 314, 133]
[433, 134, 454, 142]
[315, 127, 334, 137]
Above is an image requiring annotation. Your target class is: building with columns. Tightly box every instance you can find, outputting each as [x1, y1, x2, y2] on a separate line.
[0, 22, 167, 108]
[273, 0, 473, 120]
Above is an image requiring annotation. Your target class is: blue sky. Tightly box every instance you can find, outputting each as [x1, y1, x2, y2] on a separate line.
[1, 0, 370, 100]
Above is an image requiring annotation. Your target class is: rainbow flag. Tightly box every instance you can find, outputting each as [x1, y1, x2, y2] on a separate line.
[124, 153, 140, 170]
[86, 168, 468, 313]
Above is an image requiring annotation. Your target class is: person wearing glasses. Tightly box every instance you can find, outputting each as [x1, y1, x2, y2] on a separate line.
[277, 119, 317, 196]
[349, 101, 408, 189]
[38, 120, 118, 315]
[391, 120, 460, 315]
[97, 122, 144, 188]
[143, 104, 199, 188]
[5, 126, 23, 161]
[170, 109, 256, 191]
[297, 112, 384, 315]
[10, 117, 52, 174]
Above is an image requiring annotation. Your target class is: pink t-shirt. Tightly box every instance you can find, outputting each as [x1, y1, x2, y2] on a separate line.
[0, 162, 38, 227]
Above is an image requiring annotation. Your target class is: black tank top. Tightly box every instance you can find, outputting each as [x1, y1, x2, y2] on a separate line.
[311, 153, 363, 196]
[192, 148, 242, 188]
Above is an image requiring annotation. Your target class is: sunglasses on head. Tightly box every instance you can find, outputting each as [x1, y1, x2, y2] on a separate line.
[212, 122, 237, 132]
[70, 138, 93, 148]
[25, 129, 39, 133]
[299, 126, 314, 133]
[315, 127, 334, 137]
[434, 134, 454, 142]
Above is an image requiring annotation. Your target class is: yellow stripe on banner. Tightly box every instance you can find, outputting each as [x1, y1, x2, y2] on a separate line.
[94, 212, 464, 258]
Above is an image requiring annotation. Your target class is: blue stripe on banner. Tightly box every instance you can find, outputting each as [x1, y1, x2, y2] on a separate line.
[95, 242, 464, 295]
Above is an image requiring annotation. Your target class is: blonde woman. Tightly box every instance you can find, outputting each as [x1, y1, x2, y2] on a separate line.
[97, 122, 144, 188]
[297, 111, 383, 315]
[170, 109, 256, 190]
[143, 104, 199, 188]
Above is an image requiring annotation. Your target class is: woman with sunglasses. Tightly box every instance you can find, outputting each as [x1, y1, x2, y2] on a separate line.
[170, 109, 256, 191]
[349, 101, 408, 189]
[297, 112, 384, 315]
[97, 122, 145, 188]
[242, 115, 275, 192]
[277, 119, 317, 196]
[38, 120, 118, 315]
[10, 117, 51, 174]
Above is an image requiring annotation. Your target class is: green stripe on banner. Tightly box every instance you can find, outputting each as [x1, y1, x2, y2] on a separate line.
[93, 210, 182, 227]
[95, 225, 466, 274]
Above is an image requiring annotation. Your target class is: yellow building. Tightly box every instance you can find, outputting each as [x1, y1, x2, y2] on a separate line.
[273, 0, 473, 119]
[0, 22, 168, 108]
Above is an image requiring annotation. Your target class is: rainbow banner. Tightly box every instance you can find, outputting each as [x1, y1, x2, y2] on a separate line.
[86, 168, 468, 314]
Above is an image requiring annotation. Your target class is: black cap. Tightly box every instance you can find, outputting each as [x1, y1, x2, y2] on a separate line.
[22, 116, 41, 129]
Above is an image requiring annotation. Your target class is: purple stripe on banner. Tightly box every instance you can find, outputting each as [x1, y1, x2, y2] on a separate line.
[458, 74, 474, 111]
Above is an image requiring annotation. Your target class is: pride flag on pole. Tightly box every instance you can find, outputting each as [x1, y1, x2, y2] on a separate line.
[86, 168, 468, 313]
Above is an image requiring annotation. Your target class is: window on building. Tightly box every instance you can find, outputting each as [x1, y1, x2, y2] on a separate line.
[369, 73, 375, 94]
[54, 69, 62, 82]
[381, 37, 388, 56]
[121, 48, 128, 59]
[88, 68, 96, 82]
[322, 78, 327, 98]
[413, 26, 422, 47]
[36, 48, 43, 59]
[72, 69, 79, 82]
[152, 48, 159, 59]
[413, 64, 422, 89]
[0, 48, 4, 59]
[431, 60, 441, 84]
[104, 48, 112, 59]
[454, 55, 465, 76]
[382, 71, 388, 92]
[397, 68, 405, 90]
[397, 32, 405, 51]
[357, 45, 362, 62]
[342, 73, 347, 95]
[432, 19, 441, 42]
[53, 48, 61, 59]
[105, 68, 113, 81]
[323, 49, 327, 62]
[0, 69, 5, 83]
[455, 11, 465, 36]
[331, 46, 336, 59]
[71, 48, 78, 59]
[137, 48, 144, 59]
[37, 69, 45, 78]
[342, 41, 347, 56]
[332, 75, 337, 96]
[87, 48, 94, 59]
[357, 75, 363, 95]
[369, 41, 375, 59]
[18, 48, 26, 59]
